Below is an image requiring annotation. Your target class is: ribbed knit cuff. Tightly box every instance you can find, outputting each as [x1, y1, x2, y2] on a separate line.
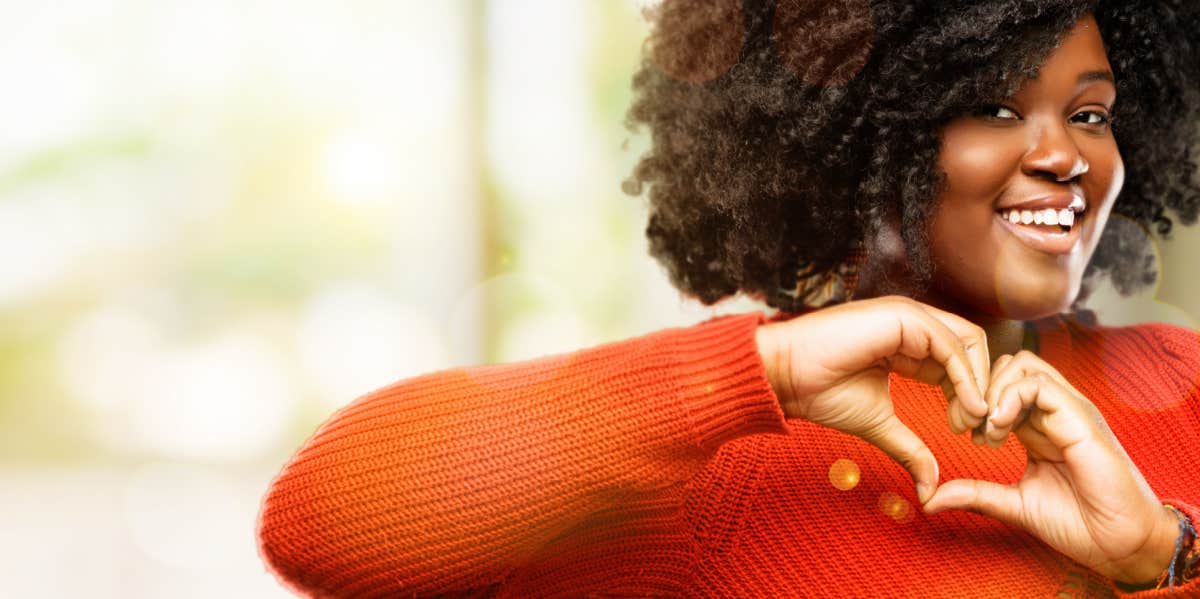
[1112, 499, 1200, 597]
[671, 313, 789, 453]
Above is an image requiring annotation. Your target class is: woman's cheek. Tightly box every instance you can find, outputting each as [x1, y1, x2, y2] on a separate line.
[1081, 148, 1124, 255]
[940, 125, 1017, 190]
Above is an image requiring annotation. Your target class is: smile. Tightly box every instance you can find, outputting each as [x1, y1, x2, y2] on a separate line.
[994, 193, 1086, 255]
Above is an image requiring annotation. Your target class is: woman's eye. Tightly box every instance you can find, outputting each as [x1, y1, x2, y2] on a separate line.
[975, 105, 1020, 120]
[1071, 110, 1111, 126]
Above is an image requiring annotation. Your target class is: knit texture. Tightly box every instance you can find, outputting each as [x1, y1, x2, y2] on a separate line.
[257, 312, 1200, 598]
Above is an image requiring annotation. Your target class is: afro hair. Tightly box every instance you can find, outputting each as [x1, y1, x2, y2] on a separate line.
[624, 0, 1200, 311]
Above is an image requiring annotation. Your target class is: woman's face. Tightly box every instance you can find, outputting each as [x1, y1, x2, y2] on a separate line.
[924, 14, 1123, 321]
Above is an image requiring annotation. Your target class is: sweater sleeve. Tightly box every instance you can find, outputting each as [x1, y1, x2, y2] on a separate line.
[256, 313, 788, 597]
[1110, 324, 1200, 597]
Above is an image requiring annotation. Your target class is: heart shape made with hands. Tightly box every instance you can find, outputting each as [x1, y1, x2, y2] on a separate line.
[756, 296, 1180, 586]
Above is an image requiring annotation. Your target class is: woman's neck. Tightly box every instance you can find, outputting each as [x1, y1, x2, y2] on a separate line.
[983, 318, 1034, 359]
[913, 294, 1038, 359]
[852, 285, 1036, 360]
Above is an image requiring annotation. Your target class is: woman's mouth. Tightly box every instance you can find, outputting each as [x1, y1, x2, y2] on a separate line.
[994, 206, 1085, 255]
[999, 207, 1074, 232]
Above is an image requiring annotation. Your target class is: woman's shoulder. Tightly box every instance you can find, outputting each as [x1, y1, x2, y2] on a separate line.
[1059, 309, 1199, 351]
[1054, 309, 1200, 391]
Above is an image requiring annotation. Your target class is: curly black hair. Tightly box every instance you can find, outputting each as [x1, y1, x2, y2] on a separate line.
[624, 0, 1200, 312]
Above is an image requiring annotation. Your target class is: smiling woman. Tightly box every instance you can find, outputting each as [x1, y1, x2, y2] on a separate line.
[257, 1, 1200, 597]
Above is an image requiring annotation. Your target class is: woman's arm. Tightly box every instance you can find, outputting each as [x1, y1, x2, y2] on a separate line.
[257, 297, 991, 596]
[256, 313, 788, 597]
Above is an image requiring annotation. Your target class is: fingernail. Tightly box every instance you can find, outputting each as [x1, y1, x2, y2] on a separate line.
[917, 482, 932, 504]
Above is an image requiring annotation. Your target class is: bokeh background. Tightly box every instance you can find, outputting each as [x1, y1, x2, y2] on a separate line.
[1, 1, 1196, 597]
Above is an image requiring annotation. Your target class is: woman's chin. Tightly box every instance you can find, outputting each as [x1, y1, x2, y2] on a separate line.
[995, 278, 1080, 320]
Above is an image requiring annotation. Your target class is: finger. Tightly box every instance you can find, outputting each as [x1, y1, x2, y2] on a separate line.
[971, 427, 988, 446]
[940, 383, 971, 435]
[919, 303, 992, 415]
[912, 305, 990, 432]
[985, 367, 1040, 448]
[1007, 373, 1094, 451]
[886, 353, 929, 381]
[992, 349, 1072, 392]
[938, 376, 955, 401]
[888, 355, 970, 434]
[991, 376, 1063, 459]
[893, 303, 988, 422]
[984, 351, 1028, 414]
[922, 478, 1023, 527]
[984, 352, 1084, 450]
[980, 351, 1043, 448]
[994, 375, 1087, 461]
[859, 414, 940, 505]
[948, 392, 971, 435]
[987, 354, 1014, 394]
[974, 353, 1015, 447]
[940, 381, 973, 436]
[1012, 416, 1061, 460]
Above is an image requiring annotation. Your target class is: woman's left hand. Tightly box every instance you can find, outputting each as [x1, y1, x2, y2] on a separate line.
[922, 350, 1180, 586]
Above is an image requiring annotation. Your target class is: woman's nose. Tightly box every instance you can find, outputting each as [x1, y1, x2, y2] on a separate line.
[1020, 122, 1089, 182]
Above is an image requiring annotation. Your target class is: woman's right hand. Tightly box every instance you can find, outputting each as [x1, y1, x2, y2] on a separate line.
[755, 296, 992, 504]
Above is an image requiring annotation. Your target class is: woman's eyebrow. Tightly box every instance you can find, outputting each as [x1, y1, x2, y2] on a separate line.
[1078, 70, 1115, 85]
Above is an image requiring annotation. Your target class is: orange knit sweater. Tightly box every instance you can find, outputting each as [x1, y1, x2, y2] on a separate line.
[257, 312, 1200, 598]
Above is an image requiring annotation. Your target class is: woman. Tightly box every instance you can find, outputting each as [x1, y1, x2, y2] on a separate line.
[257, 1, 1200, 596]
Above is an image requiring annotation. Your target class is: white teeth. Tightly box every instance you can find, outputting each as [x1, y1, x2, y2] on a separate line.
[1001, 208, 1078, 228]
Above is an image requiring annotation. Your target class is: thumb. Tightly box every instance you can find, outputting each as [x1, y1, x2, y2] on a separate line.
[860, 415, 940, 505]
[922, 478, 1023, 525]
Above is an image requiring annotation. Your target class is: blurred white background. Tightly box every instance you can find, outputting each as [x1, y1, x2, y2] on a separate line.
[0, 1, 1195, 597]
